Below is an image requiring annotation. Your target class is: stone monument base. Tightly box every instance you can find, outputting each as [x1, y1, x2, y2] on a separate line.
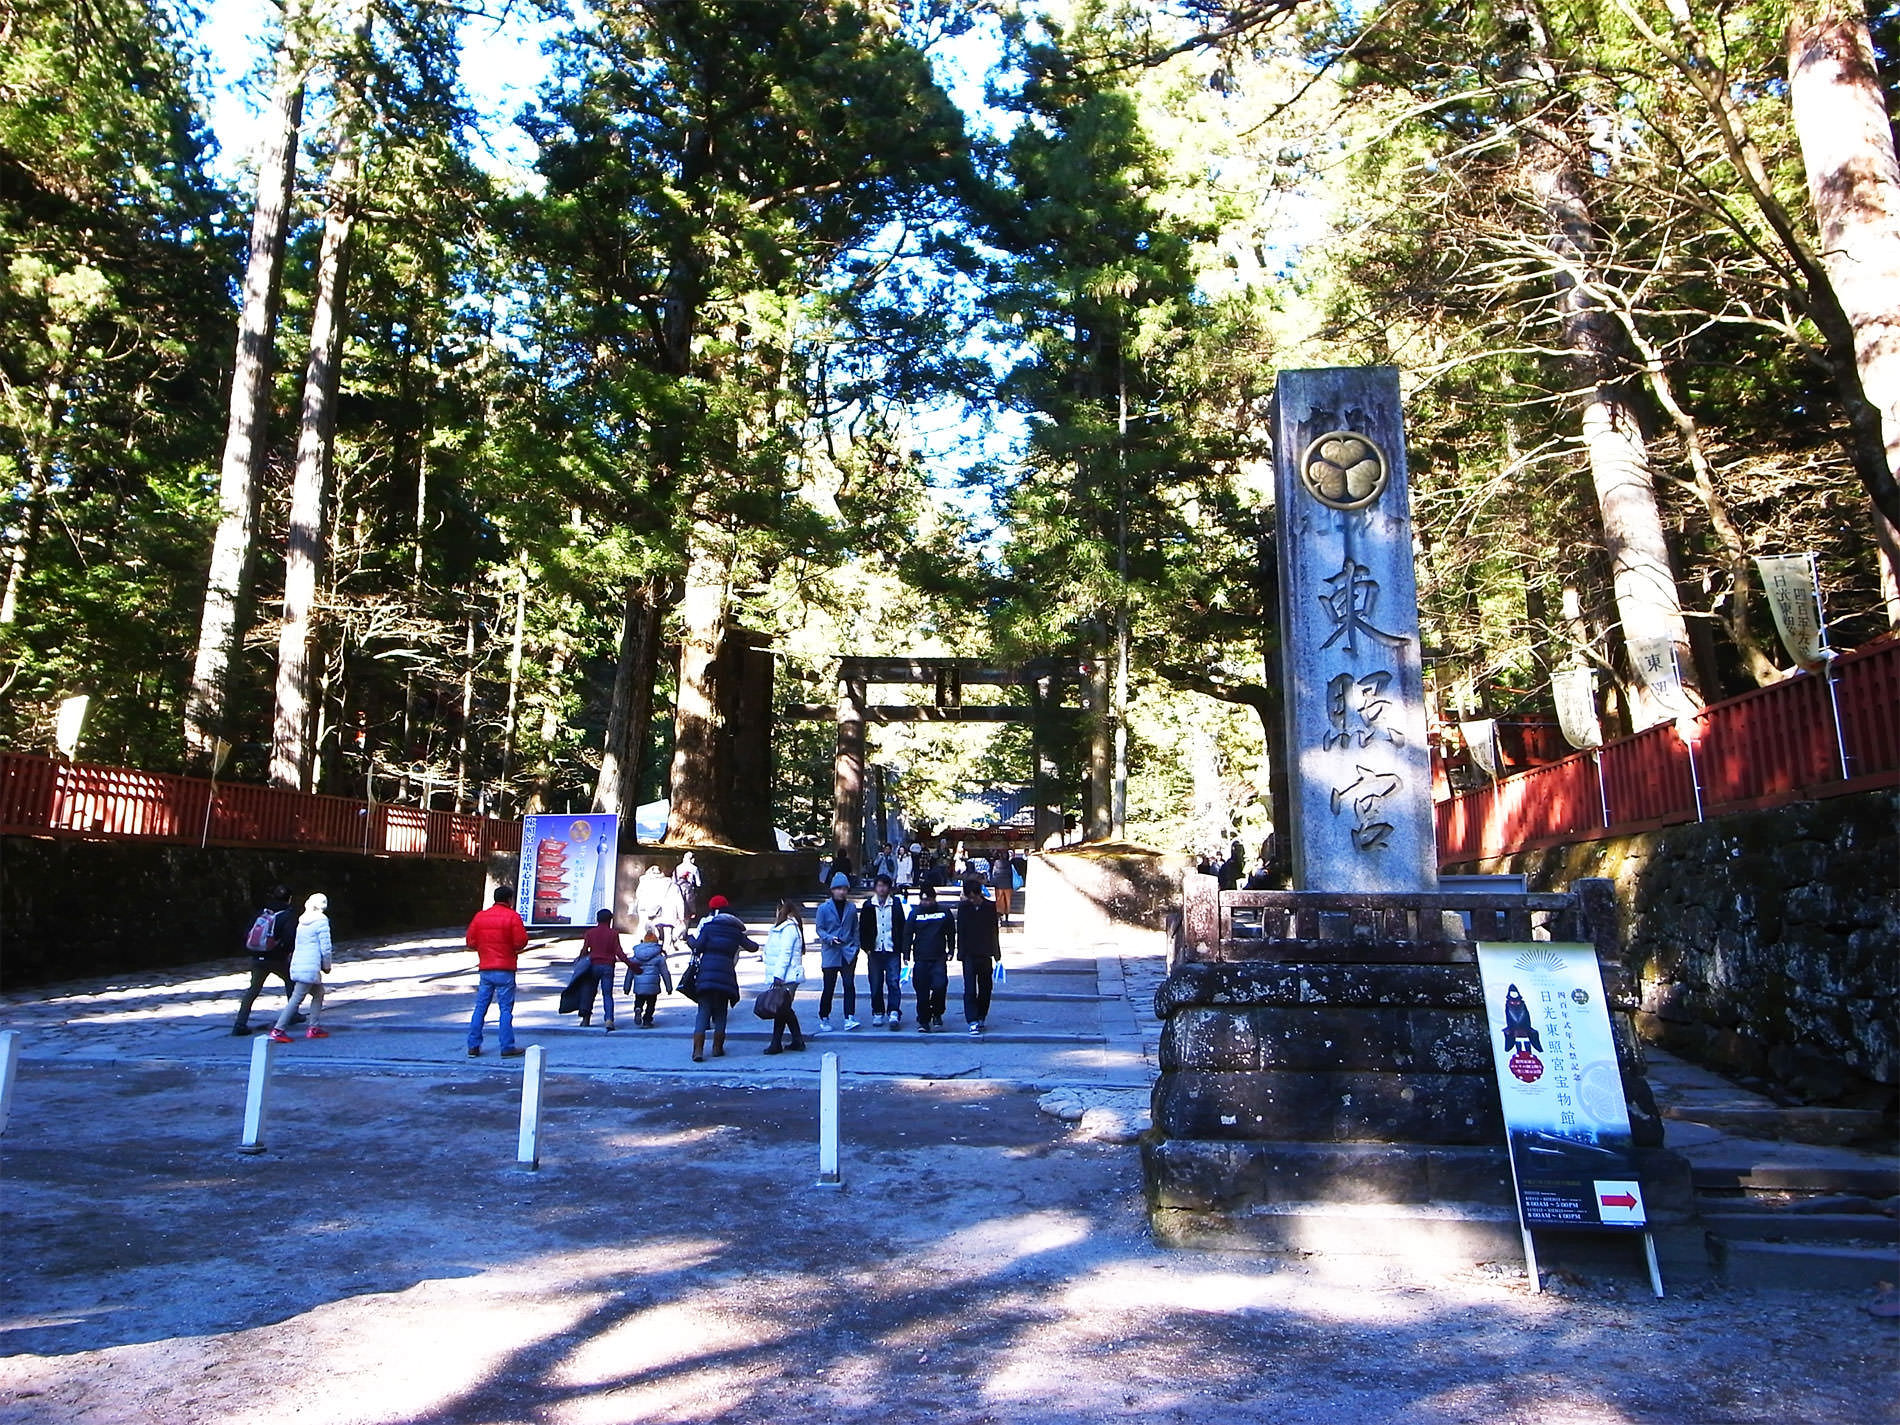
[1144, 926, 1702, 1278]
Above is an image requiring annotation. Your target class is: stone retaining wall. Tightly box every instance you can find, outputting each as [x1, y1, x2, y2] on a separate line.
[0, 835, 488, 990]
[1450, 790, 1898, 1112]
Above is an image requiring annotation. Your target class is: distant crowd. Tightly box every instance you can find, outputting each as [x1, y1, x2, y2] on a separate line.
[230, 844, 1026, 1067]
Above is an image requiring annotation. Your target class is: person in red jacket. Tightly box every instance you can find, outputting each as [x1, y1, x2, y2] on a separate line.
[466, 885, 530, 1058]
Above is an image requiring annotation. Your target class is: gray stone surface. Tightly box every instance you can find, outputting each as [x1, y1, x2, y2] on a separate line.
[1462, 790, 1899, 1109]
[1272, 366, 1435, 892]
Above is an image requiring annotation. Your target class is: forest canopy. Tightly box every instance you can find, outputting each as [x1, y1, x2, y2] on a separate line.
[2, 0, 1894, 857]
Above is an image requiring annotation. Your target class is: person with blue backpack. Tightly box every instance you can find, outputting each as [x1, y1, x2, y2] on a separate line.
[232, 885, 298, 1036]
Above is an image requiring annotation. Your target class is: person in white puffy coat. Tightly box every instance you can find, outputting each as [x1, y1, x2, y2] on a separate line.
[270, 893, 333, 1042]
[759, 899, 807, 1055]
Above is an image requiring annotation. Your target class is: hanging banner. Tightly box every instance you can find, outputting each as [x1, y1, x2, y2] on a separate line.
[1754, 554, 1827, 669]
[1551, 664, 1603, 750]
[1626, 635, 1691, 718]
[517, 813, 619, 930]
[1477, 943, 1647, 1232]
[54, 695, 89, 760]
[1460, 719, 1501, 780]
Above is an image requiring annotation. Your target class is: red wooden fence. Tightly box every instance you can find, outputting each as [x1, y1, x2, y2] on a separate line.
[1437, 636, 1900, 863]
[0, 753, 521, 862]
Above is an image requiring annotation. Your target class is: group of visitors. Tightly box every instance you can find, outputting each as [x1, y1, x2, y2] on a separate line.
[232, 884, 333, 1042]
[234, 852, 1009, 1064]
[813, 872, 1002, 1034]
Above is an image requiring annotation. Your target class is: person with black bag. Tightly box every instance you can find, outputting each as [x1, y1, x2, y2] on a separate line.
[757, 898, 808, 1054]
[682, 894, 755, 1062]
[232, 885, 299, 1035]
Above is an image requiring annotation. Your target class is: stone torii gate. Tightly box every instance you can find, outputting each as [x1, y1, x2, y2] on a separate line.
[787, 656, 1085, 870]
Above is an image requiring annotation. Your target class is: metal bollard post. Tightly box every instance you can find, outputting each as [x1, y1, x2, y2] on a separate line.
[815, 1051, 841, 1188]
[238, 1033, 275, 1154]
[0, 1030, 20, 1135]
[517, 1044, 547, 1170]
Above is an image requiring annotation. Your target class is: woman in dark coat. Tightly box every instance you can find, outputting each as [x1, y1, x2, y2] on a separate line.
[683, 895, 757, 1061]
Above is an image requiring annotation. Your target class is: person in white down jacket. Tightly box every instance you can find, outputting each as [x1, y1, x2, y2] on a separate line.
[759, 899, 808, 1056]
[269, 893, 333, 1043]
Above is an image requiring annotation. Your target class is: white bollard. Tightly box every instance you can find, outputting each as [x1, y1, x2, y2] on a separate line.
[238, 1033, 275, 1154]
[816, 1051, 841, 1188]
[517, 1044, 547, 1170]
[0, 1030, 20, 1135]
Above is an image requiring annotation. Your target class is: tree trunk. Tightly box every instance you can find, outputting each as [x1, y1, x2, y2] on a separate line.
[1787, 0, 1900, 624]
[1521, 124, 1698, 727]
[1085, 624, 1112, 841]
[592, 580, 664, 816]
[666, 535, 733, 845]
[498, 571, 527, 814]
[268, 132, 362, 790]
[183, 0, 305, 763]
[0, 439, 52, 626]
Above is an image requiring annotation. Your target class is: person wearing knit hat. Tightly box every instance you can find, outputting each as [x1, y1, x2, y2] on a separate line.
[813, 872, 860, 1032]
[707, 894, 729, 911]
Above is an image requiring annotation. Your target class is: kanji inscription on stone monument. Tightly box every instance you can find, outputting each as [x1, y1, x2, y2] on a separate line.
[1272, 367, 1437, 892]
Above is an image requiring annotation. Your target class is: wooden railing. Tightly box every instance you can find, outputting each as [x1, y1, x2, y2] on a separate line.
[0, 752, 520, 861]
[1436, 636, 1900, 863]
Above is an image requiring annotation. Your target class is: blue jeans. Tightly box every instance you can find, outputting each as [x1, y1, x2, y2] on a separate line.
[865, 950, 903, 1018]
[468, 969, 517, 1051]
[578, 964, 616, 1024]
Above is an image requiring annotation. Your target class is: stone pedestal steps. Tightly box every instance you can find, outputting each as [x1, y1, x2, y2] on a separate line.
[1694, 1177, 1900, 1292]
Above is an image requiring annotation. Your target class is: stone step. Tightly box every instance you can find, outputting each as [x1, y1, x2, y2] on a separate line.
[1700, 1212, 1900, 1244]
[1690, 1162, 1900, 1196]
[1708, 1236, 1900, 1292]
[1665, 1105, 1895, 1149]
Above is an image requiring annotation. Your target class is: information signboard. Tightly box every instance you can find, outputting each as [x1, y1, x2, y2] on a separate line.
[517, 813, 619, 930]
[1477, 943, 1647, 1232]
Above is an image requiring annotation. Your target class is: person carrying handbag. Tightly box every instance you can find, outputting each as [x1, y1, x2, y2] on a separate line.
[757, 899, 808, 1055]
[682, 895, 755, 1062]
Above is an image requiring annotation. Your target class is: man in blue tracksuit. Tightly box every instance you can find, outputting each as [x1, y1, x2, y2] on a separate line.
[906, 882, 956, 1031]
[857, 873, 910, 1029]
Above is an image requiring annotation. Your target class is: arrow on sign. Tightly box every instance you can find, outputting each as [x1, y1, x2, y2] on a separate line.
[1599, 1192, 1638, 1209]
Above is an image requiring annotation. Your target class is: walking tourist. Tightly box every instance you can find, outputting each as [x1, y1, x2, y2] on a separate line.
[907, 882, 955, 1031]
[760, 898, 808, 1055]
[956, 876, 1000, 1035]
[857, 871, 910, 1029]
[987, 847, 1014, 925]
[628, 926, 673, 1026]
[673, 852, 702, 924]
[631, 863, 685, 965]
[814, 872, 860, 1031]
[683, 894, 754, 1062]
[268, 893, 333, 1043]
[465, 884, 530, 1058]
[576, 908, 633, 1030]
[895, 842, 916, 890]
[234, 884, 298, 1035]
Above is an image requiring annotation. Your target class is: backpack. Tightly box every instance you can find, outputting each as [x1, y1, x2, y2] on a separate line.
[245, 909, 278, 954]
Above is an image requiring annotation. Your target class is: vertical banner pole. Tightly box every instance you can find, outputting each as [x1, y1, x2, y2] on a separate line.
[1521, 1225, 1542, 1295]
[0, 1030, 20, 1135]
[517, 1044, 546, 1170]
[816, 1051, 841, 1187]
[1592, 750, 1610, 833]
[239, 1033, 274, 1153]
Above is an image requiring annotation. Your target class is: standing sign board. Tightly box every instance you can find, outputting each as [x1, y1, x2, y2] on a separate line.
[517, 814, 619, 930]
[1476, 942, 1662, 1295]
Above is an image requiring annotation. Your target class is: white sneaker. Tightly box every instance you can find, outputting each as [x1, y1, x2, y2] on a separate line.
[888, 1013, 901, 1030]
[968, 1022, 982, 1035]
[843, 1017, 861, 1030]
[816, 1018, 835, 1034]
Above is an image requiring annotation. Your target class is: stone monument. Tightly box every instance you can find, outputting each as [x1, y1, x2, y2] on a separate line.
[1272, 366, 1435, 892]
[1142, 368, 1689, 1273]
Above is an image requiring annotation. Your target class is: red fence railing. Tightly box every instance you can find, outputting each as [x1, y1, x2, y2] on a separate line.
[1437, 636, 1900, 863]
[0, 752, 521, 862]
